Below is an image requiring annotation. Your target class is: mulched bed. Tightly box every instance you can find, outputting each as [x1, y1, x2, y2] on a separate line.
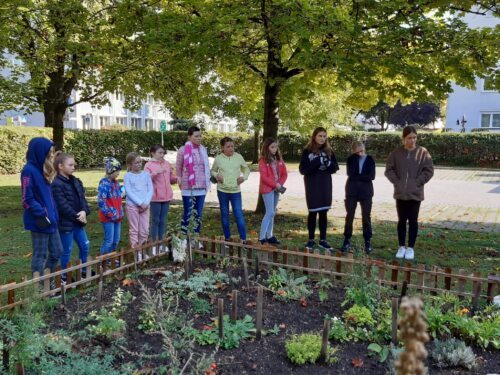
[48, 258, 499, 374]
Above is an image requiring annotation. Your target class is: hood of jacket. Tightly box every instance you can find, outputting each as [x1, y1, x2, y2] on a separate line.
[26, 137, 53, 170]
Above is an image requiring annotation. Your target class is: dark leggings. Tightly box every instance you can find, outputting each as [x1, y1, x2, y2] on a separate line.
[308, 210, 328, 240]
[396, 199, 421, 248]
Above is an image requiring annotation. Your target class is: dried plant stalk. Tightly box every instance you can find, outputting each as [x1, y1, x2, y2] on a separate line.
[395, 297, 429, 375]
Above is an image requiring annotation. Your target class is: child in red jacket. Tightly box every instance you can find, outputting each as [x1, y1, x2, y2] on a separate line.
[258, 138, 288, 245]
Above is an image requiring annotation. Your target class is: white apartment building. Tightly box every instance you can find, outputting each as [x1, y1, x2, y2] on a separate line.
[445, 12, 500, 132]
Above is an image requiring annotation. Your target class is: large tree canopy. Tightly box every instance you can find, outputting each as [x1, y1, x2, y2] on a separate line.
[143, 0, 499, 139]
[0, 0, 149, 147]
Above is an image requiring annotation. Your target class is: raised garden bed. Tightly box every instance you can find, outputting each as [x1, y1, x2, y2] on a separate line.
[1, 254, 498, 375]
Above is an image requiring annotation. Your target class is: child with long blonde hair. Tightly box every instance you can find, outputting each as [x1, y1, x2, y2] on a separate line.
[21, 137, 62, 277]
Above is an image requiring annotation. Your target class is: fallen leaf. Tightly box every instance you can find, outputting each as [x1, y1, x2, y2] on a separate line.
[279, 323, 286, 329]
[23, 253, 32, 258]
[0, 260, 6, 265]
[299, 297, 308, 307]
[122, 279, 137, 287]
[246, 302, 257, 308]
[352, 358, 364, 367]
[202, 325, 214, 330]
[427, 232, 434, 238]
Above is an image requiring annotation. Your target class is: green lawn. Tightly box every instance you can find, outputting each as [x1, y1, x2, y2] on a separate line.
[0, 170, 498, 284]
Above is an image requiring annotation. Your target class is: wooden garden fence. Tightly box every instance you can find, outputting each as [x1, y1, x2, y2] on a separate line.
[1, 236, 499, 311]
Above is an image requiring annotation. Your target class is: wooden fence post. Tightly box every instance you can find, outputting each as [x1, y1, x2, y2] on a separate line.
[391, 297, 399, 345]
[231, 290, 238, 322]
[256, 286, 263, 340]
[416, 264, 425, 293]
[335, 251, 342, 280]
[472, 272, 481, 313]
[391, 261, 399, 290]
[303, 248, 309, 275]
[487, 274, 499, 303]
[456, 269, 466, 300]
[97, 265, 104, 308]
[319, 319, 331, 363]
[444, 267, 452, 291]
[7, 280, 15, 306]
[218, 298, 224, 339]
[254, 255, 259, 278]
[242, 257, 250, 289]
[43, 268, 50, 294]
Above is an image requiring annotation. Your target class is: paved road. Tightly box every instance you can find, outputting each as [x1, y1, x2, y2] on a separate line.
[197, 166, 500, 233]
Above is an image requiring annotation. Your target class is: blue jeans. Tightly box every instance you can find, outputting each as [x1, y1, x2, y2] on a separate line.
[182, 195, 206, 234]
[31, 231, 62, 275]
[60, 226, 89, 269]
[100, 222, 121, 255]
[150, 201, 170, 242]
[217, 191, 246, 241]
[260, 191, 280, 240]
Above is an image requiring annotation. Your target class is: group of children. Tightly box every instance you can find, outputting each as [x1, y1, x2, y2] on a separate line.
[21, 124, 433, 278]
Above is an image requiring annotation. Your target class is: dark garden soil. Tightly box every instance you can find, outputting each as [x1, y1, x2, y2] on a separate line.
[48, 259, 499, 374]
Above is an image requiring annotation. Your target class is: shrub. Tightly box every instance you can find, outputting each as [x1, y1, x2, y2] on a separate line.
[343, 305, 376, 327]
[285, 333, 338, 365]
[431, 339, 477, 370]
[1, 126, 499, 174]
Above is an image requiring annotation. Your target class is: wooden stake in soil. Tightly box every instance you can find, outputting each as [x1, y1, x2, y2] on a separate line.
[242, 257, 250, 289]
[391, 297, 399, 345]
[218, 298, 224, 339]
[97, 265, 104, 308]
[231, 290, 238, 322]
[254, 255, 259, 278]
[61, 281, 66, 306]
[319, 319, 332, 363]
[16, 362, 24, 375]
[256, 286, 263, 340]
[2, 337, 9, 372]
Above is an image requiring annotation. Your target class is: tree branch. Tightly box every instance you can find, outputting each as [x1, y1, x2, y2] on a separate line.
[245, 62, 265, 79]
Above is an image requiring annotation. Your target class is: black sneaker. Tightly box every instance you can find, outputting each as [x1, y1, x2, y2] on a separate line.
[341, 239, 351, 253]
[319, 240, 333, 251]
[267, 236, 281, 246]
[365, 242, 373, 254]
[259, 238, 267, 245]
[305, 240, 316, 249]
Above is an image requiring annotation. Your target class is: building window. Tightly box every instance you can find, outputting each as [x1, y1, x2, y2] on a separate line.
[145, 118, 154, 130]
[481, 113, 500, 128]
[115, 91, 124, 101]
[147, 95, 154, 105]
[99, 116, 110, 128]
[131, 117, 141, 129]
[116, 117, 127, 125]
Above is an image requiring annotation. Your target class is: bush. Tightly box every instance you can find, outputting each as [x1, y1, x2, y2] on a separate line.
[285, 333, 338, 365]
[1, 126, 499, 174]
[431, 339, 477, 370]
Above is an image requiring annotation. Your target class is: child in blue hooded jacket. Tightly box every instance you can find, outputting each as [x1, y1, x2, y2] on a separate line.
[21, 137, 63, 276]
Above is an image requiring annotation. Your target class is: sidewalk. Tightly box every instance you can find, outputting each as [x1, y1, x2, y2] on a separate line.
[195, 166, 499, 233]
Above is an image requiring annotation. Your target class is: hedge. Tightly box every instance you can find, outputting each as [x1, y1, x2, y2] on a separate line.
[0, 126, 498, 174]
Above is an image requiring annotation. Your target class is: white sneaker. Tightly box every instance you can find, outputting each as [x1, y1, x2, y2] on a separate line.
[395, 246, 406, 259]
[152, 246, 157, 256]
[197, 241, 204, 250]
[404, 247, 414, 260]
[163, 245, 170, 254]
[158, 245, 163, 254]
[137, 252, 143, 262]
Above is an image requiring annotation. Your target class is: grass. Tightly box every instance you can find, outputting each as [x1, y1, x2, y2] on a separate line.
[0, 170, 498, 284]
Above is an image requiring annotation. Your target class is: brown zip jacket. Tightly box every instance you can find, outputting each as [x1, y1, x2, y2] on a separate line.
[385, 146, 434, 201]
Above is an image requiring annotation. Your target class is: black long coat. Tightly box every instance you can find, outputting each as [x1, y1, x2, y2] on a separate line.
[299, 148, 339, 211]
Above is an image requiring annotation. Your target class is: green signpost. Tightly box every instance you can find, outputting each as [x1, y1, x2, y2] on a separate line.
[160, 120, 167, 145]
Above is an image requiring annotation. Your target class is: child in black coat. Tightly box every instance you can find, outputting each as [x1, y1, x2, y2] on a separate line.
[299, 127, 339, 251]
[341, 141, 376, 254]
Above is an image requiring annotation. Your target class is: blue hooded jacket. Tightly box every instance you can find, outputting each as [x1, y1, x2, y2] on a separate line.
[21, 137, 59, 233]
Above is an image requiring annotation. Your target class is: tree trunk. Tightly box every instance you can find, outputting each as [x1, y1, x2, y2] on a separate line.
[262, 80, 281, 140]
[44, 102, 67, 150]
[252, 127, 260, 164]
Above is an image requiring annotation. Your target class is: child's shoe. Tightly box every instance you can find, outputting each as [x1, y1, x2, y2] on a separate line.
[395, 246, 406, 259]
[340, 239, 351, 253]
[152, 246, 157, 256]
[364, 241, 373, 254]
[404, 247, 414, 260]
[305, 239, 316, 249]
[267, 236, 281, 246]
[319, 240, 333, 251]
[259, 238, 267, 245]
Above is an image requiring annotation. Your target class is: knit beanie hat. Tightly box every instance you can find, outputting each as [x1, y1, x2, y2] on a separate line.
[103, 157, 121, 175]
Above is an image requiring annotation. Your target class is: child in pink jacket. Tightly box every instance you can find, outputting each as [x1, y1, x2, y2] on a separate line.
[259, 138, 288, 245]
[144, 144, 177, 254]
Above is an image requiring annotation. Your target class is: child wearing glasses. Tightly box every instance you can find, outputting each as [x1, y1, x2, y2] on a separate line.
[124, 152, 153, 249]
[341, 141, 376, 254]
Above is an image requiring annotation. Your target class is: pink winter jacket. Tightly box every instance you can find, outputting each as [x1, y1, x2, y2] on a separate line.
[144, 159, 177, 202]
[259, 158, 288, 194]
